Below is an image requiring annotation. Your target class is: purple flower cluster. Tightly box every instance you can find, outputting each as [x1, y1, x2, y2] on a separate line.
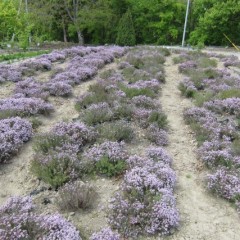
[0, 196, 81, 240]
[180, 77, 197, 91]
[147, 124, 169, 146]
[14, 77, 49, 99]
[50, 47, 126, 87]
[132, 95, 158, 109]
[0, 97, 54, 116]
[127, 79, 160, 91]
[108, 146, 178, 238]
[204, 98, 240, 116]
[83, 141, 128, 163]
[20, 58, 52, 72]
[0, 117, 32, 162]
[52, 121, 96, 145]
[178, 60, 197, 73]
[208, 168, 240, 201]
[90, 228, 120, 240]
[0, 64, 22, 83]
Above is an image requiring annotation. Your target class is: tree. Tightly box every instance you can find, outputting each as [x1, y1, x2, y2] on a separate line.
[116, 9, 136, 46]
[126, 0, 185, 44]
[189, 0, 240, 45]
[64, 0, 84, 44]
[0, 1, 18, 41]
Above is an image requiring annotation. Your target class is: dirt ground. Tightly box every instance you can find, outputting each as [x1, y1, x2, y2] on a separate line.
[0, 49, 240, 239]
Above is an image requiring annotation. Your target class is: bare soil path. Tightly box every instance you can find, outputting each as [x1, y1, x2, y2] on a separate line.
[162, 55, 240, 240]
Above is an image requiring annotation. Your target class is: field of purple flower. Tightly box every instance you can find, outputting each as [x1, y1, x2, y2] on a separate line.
[0, 45, 240, 239]
[176, 50, 240, 212]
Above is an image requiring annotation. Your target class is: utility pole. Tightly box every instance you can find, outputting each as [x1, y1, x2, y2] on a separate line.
[182, 0, 190, 47]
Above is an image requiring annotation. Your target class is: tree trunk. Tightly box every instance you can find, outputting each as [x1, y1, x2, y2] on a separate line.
[63, 22, 68, 42]
[77, 28, 84, 45]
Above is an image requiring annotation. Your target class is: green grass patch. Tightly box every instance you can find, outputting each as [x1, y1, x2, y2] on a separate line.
[97, 121, 134, 143]
[0, 50, 50, 62]
[148, 111, 168, 129]
[217, 89, 240, 100]
[193, 91, 215, 106]
[95, 156, 126, 177]
[119, 84, 155, 98]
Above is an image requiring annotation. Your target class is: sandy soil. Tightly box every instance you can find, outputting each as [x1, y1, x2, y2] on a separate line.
[1, 50, 240, 239]
[161, 55, 240, 240]
[0, 82, 15, 99]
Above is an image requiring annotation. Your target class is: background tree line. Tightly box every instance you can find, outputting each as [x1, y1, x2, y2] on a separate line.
[0, 0, 239, 47]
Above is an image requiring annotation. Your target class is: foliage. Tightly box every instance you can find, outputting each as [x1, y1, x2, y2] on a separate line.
[190, 1, 240, 46]
[83, 141, 128, 177]
[116, 9, 136, 46]
[95, 156, 127, 177]
[97, 120, 134, 143]
[0, 50, 49, 62]
[148, 111, 168, 129]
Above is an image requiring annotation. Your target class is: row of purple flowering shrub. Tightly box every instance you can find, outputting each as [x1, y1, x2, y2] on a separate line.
[0, 47, 132, 240]
[0, 47, 129, 239]
[89, 48, 179, 239]
[176, 50, 240, 211]
[0, 196, 81, 240]
[25, 47, 179, 239]
[0, 117, 32, 163]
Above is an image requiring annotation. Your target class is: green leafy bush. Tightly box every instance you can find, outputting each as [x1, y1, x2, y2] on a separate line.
[95, 156, 126, 177]
[97, 120, 134, 142]
[81, 102, 113, 125]
[116, 9, 136, 46]
[148, 111, 168, 129]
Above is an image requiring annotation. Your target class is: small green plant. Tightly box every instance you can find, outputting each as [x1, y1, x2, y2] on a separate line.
[119, 84, 155, 98]
[189, 122, 209, 146]
[0, 110, 20, 119]
[178, 83, 196, 98]
[95, 156, 126, 177]
[113, 102, 133, 120]
[217, 89, 240, 100]
[31, 157, 71, 188]
[194, 91, 215, 106]
[75, 90, 112, 111]
[81, 104, 113, 125]
[33, 134, 65, 154]
[172, 56, 187, 64]
[29, 117, 42, 129]
[197, 57, 217, 68]
[148, 111, 168, 129]
[99, 69, 115, 79]
[97, 121, 134, 143]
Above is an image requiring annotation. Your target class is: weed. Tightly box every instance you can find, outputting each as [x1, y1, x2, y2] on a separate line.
[97, 121, 134, 143]
[57, 181, 98, 210]
[148, 111, 168, 129]
[95, 156, 126, 177]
